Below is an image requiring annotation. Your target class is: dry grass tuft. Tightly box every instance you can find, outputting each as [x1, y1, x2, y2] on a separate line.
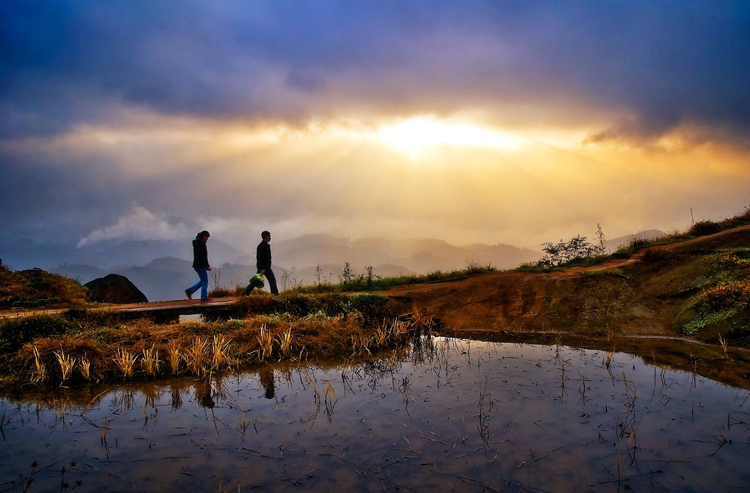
[113, 349, 138, 378]
[3, 292, 422, 388]
[210, 335, 232, 371]
[80, 357, 91, 381]
[31, 346, 46, 384]
[408, 307, 436, 335]
[166, 340, 182, 375]
[276, 328, 294, 358]
[142, 344, 161, 377]
[54, 346, 76, 384]
[185, 337, 208, 375]
[256, 325, 274, 361]
[718, 333, 729, 359]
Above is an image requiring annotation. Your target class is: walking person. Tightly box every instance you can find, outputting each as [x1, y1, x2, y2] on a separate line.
[185, 230, 212, 302]
[244, 230, 279, 295]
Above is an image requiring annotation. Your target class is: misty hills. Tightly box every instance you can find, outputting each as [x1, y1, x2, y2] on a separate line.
[604, 229, 665, 251]
[1, 234, 541, 302]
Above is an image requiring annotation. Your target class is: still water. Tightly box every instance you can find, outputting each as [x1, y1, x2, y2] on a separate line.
[1, 338, 749, 492]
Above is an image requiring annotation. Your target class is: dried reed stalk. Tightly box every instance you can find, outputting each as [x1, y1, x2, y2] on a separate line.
[80, 358, 91, 381]
[113, 349, 138, 378]
[210, 335, 232, 371]
[166, 341, 182, 374]
[142, 344, 161, 376]
[54, 347, 76, 384]
[256, 325, 274, 361]
[31, 346, 46, 384]
[185, 337, 207, 376]
[276, 328, 293, 358]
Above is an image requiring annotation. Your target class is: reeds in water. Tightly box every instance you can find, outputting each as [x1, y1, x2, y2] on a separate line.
[54, 347, 76, 385]
[718, 333, 729, 359]
[113, 349, 138, 378]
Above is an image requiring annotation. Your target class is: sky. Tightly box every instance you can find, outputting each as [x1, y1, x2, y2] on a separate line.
[2, 0, 749, 251]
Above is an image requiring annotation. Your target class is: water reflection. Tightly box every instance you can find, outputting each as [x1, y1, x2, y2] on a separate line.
[1, 338, 749, 492]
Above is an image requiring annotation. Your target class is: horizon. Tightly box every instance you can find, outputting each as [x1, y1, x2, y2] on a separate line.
[2, 2, 748, 252]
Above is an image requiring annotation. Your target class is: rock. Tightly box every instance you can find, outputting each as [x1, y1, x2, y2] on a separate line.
[84, 274, 148, 304]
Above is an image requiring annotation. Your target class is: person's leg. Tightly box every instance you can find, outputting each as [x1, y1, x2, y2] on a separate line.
[187, 268, 205, 298]
[265, 268, 279, 295]
[194, 268, 209, 300]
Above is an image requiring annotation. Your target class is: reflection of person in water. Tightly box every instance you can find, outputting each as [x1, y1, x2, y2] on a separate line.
[258, 367, 275, 399]
[198, 379, 215, 408]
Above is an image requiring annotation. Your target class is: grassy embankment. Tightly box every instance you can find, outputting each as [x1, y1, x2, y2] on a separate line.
[0, 292, 436, 389]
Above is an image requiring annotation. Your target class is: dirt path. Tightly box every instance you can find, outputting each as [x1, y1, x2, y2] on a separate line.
[0, 297, 240, 320]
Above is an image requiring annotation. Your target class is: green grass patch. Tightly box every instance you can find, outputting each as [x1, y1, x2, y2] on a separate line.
[682, 308, 739, 336]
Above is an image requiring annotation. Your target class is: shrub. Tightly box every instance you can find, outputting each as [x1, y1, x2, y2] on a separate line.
[687, 220, 722, 237]
[537, 235, 606, 268]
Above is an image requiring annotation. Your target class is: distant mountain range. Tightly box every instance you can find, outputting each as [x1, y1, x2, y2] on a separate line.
[604, 229, 666, 251]
[1, 234, 541, 301]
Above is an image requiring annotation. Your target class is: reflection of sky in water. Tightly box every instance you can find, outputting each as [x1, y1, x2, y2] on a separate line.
[1, 338, 749, 491]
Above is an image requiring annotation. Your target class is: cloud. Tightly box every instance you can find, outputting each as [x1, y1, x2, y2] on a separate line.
[77, 206, 192, 247]
[2, 1, 749, 259]
[1, 1, 748, 145]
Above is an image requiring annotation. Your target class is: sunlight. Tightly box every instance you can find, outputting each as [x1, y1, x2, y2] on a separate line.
[378, 116, 524, 155]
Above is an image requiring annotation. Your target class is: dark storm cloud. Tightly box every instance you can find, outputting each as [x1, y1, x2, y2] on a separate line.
[1, 0, 748, 141]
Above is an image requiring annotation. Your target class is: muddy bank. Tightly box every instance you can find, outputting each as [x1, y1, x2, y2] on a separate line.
[386, 225, 750, 389]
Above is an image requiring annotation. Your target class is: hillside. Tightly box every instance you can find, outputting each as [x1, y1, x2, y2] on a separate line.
[388, 224, 750, 343]
[383, 224, 750, 386]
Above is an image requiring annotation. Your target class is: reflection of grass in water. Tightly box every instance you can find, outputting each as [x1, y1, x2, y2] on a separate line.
[4, 341, 750, 492]
[477, 377, 493, 448]
[324, 379, 337, 421]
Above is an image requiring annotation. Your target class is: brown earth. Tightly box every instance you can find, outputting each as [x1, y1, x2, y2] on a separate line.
[385, 225, 750, 388]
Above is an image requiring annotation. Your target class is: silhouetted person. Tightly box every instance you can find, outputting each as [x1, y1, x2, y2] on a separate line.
[244, 230, 279, 295]
[185, 230, 212, 301]
[258, 367, 275, 399]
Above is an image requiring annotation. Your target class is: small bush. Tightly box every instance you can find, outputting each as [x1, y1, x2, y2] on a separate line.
[687, 220, 722, 237]
[536, 235, 605, 268]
